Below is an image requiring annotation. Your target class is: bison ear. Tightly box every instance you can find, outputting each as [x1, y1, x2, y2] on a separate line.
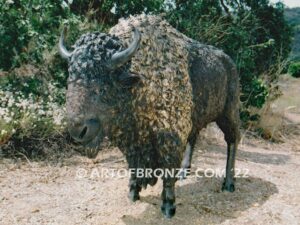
[118, 72, 142, 88]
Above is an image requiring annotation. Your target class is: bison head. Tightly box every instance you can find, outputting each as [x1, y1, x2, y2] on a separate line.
[59, 27, 141, 150]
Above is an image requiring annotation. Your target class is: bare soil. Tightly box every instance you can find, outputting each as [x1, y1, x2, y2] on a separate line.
[0, 75, 300, 225]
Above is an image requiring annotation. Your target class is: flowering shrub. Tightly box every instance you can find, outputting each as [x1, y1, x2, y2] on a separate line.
[0, 73, 66, 151]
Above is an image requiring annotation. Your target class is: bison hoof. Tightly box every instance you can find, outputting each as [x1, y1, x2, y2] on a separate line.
[222, 181, 235, 192]
[128, 190, 140, 202]
[161, 202, 176, 218]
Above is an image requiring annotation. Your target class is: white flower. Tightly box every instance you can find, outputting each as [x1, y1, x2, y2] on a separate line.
[6, 0, 14, 5]
[1, 130, 7, 135]
[4, 116, 12, 123]
[61, 1, 68, 9]
[38, 109, 45, 115]
[7, 98, 14, 107]
[0, 107, 8, 116]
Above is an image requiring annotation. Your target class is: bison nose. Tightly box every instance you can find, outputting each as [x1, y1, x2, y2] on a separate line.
[68, 118, 100, 143]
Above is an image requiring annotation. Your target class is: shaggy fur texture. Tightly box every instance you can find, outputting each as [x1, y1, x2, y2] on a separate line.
[109, 15, 194, 186]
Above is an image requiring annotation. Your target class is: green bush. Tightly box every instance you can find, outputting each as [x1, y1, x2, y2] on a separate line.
[0, 0, 66, 70]
[288, 62, 300, 78]
[0, 0, 102, 71]
[0, 72, 66, 147]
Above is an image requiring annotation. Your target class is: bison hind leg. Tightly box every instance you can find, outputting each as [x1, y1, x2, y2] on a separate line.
[216, 108, 240, 192]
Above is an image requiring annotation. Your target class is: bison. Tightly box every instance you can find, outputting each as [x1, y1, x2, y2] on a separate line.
[59, 14, 240, 218]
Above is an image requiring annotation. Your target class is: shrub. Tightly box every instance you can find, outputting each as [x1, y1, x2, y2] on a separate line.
[0, 0, 66, 70]
[288, 62, 300, 78]
[0, 72, 66, 143]
[0, 70, 69, 158]
[0, 0, 98, 71]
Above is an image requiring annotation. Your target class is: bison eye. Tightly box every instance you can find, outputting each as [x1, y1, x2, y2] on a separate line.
[118, 72, 142, 87]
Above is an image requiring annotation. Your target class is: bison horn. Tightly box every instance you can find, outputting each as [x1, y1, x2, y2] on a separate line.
[110, 27, 141, 69]
[58, 26, 73, 59]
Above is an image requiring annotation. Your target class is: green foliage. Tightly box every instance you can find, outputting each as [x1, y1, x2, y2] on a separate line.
[285, 8, 300, 61]
[166, 0, 224, 43]
[240, 78, 269, 108]
[0, 0, 66, 70]
[0, 0, 104, 71]
[239, 110, 261, 123]
[67, 0, 165, 27]
[288, 62, 300, 78]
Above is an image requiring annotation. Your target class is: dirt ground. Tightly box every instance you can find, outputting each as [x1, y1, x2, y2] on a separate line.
[0, 75, 300, 225]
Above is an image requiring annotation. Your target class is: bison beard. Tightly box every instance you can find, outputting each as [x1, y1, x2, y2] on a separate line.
[60, 14, 240, 218]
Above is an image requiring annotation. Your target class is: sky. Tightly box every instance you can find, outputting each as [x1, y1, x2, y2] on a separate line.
[270, 0, 300, 8]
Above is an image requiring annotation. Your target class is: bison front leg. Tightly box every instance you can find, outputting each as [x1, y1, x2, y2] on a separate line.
[156, 131, 182, 217]
[128, 174, 141, 202]
[161, 178, 176, 218]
